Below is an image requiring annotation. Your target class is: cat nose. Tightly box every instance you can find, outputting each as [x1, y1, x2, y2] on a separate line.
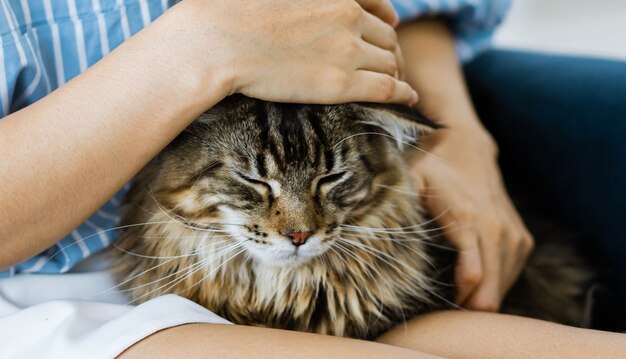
[286, 231, 314, 247]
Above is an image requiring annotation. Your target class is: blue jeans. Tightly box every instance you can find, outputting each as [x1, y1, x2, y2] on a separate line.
[464, 50, 626, 324]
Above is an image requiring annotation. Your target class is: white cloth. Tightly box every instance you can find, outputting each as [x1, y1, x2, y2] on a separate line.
[0, 253, 231, 359]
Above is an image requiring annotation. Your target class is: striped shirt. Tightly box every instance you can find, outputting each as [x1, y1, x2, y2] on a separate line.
[0, 0, 510, 276]
[391, 0, 512, 61]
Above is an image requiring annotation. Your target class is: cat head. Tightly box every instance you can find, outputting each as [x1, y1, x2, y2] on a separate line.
[136, 95, 438, 266]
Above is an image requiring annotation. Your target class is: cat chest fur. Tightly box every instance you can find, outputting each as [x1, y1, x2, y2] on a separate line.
[114, 210, 445, 339]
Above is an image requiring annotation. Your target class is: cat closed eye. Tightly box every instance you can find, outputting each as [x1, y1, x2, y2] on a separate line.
[236, 172, 272, 192]
[316, 172, 348, 190]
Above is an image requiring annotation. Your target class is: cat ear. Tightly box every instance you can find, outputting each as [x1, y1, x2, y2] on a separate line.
[356, 103, 442, 150]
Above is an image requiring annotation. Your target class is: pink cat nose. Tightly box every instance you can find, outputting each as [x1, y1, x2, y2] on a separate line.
[286, 231, 314, 246]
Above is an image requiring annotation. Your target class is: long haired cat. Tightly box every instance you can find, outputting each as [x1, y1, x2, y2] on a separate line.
[113, 95, 593, 339]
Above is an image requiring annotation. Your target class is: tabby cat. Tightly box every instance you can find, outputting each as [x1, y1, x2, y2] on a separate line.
[113, 95, 593, 339]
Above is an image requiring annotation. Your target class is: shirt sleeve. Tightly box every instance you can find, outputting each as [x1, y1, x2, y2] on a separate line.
[390, 0, 512, 62]
[0, 1, 49, 118]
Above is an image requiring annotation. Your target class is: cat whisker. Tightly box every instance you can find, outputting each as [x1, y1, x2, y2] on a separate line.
[110, 237, 233, 259]
[340, 205, 453, 233]
[337, 237, 428, 285]
[374, 184, 446, 198]
[340, 230, 458, 252]
[334, 240, 415, 330]
[337, 236, 455, 292]
[339, 221, 466, 248]
[146, 187, 242, 233]
[100, 240, 238, 296]
[146, 185, 246, 229]
[332, 242, 377, 282]
[150, 245, 246, 301]
[189, 161, 222, 188]
[331, 242, 396, 325]
[125, 258, 212, 303]
[339, 225, 441, 235]
[332, 242, 393, 322]
[180, 247, 248, 296]
[43, 220, 190, 265]
[333, 132, 449, 165]
[138, 234, 233, 240]
[126, 242, 245, 304]
[374, 183, 443, 191]
[338, 225, 448, 236]
[344, 231, 437, 270]
[338, 237, 463, 310]
[91, 256, 179, 297]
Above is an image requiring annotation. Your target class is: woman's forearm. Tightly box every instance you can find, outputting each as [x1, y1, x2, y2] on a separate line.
[378, 311, 626, 358]
[0, 6, 230, 270]
[123, 324, 443, 359]
[397, 18, 491, 137]
[398, 18, 535, 311]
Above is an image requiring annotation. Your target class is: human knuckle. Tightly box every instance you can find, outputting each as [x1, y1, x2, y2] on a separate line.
[385, 52, 398, 73]
[455, 204, 475, 223]
[384, 25, 398, 47]
[477, 299, 500, 312]
[342, 38, 360, 57]
[323, 69, 350, 92]
[522, 233, 535, 253]
[376, 75, 396, 100]
[390, 26, 398, 42]
[484, 215, 502, 230]
[485, 218, 504, 238]
[342, 1, 363, 23]
[334, 72, 352, 91]
[490, 234, 504, 248]
[460, 267, 482, 285]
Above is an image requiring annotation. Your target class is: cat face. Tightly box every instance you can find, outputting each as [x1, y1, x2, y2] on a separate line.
[149, 96, 435, 267]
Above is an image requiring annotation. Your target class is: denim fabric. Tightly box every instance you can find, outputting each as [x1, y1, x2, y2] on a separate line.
[465, 50, 626, 325]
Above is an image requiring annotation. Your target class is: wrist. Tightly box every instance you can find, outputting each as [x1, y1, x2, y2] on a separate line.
[151, 2, 236, 114]
[426, 114, 499, 157]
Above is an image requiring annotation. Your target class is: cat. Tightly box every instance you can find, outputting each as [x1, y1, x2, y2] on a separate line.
[112, 95, 594, 339]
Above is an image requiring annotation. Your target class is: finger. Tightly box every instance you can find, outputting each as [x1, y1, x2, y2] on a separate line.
[347, 70, 417, 104]
[500, 198, 534, 292]
[356, 40, 397, 76]
[464, 223, 503, 312]
[356, 0, 399, 26]
[395, 46, 405, 80]
[408, 170, 426, 196]
[501, 224, 534, 297]
[501, 232, 526, 296]
[360, 11, 398, 51]
[450, 230, 483, 306]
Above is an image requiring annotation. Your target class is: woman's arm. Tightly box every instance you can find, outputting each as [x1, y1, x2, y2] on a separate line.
[377, 311, 626, 358]
[121, 324, 443, 359]
[397, 18, 534, 310]
[0, 0, 416, 271]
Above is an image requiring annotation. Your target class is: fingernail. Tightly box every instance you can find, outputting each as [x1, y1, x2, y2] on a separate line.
[409, 90, 418, 105]
[392, 12, 400, 27]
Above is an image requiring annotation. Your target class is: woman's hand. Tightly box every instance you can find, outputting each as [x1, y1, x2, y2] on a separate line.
[396, 18, 534, 311]
[176, 0, 417, 105]
[407, 125, 534, 310]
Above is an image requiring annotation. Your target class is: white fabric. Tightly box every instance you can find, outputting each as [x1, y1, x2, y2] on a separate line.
[0, 253, 231, 359]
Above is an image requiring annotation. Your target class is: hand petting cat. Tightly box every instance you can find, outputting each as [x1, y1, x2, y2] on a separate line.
[408, 127, 534, 311]
[398, 20, 535, 311]
[180, 0, 417, 105]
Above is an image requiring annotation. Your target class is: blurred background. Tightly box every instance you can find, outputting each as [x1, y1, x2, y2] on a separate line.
[494, 0, 626, 61]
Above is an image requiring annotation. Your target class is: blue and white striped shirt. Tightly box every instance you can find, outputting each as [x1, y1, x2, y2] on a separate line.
[0, 0, 510, 276]
[392, 0, 511, 62]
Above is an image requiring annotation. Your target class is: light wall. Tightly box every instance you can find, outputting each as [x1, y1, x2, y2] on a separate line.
[494, 0, 626, 61]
